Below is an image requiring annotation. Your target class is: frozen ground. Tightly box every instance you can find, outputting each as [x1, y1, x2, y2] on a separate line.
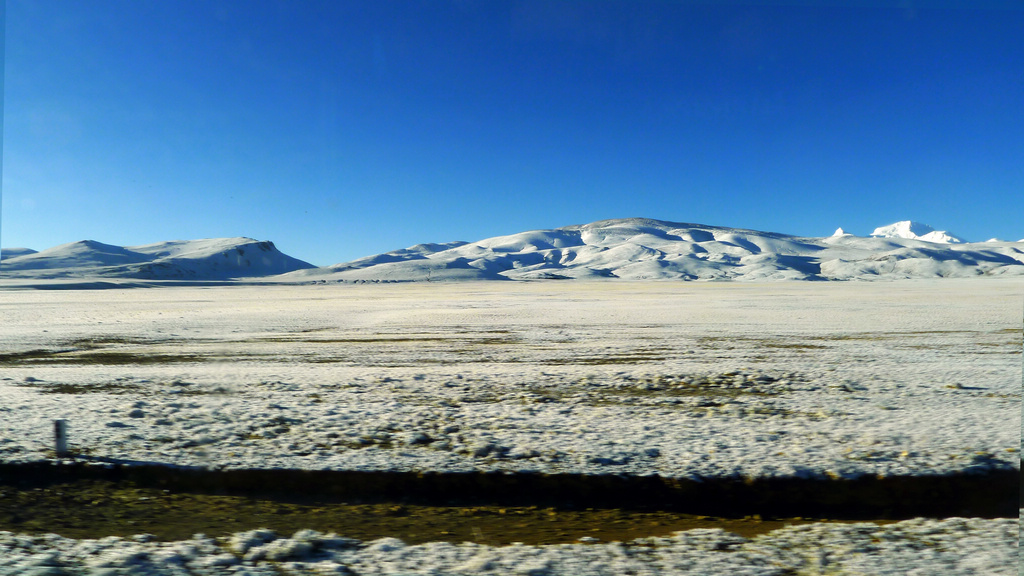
[0, 279, 1019, 478]
[0, 516, 1017, 575]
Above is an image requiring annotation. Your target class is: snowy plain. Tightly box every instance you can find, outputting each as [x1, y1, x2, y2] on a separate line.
[0, 279, 1020, 574]
[0, 280, 1019, 477]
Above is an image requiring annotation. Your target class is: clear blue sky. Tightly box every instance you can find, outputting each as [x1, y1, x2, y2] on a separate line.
[2, 1, 1021, 265]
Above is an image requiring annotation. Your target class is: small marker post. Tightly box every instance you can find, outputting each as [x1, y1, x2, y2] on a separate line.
[54, 419, 69, 457]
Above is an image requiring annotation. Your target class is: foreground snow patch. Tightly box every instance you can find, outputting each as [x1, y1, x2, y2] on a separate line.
[0, 516, 1016, 576]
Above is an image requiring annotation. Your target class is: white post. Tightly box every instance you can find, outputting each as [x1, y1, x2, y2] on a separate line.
[54, 419, 69, 457]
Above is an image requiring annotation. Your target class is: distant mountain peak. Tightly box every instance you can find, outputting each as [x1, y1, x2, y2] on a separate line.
[870, 221, 965, 244]
[872, 221, 933, 237]
[0, 247, 39, 260]
[0, 237, 314, 280]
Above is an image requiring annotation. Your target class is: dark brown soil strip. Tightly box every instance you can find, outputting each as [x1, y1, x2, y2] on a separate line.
[0, 462, 1016, 544]
[0, 479, 905, 544]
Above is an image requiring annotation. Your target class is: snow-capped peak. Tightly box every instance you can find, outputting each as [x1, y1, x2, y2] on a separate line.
[832, 227, 849, 237]
[871, 221, 933, 238]
[870, 221, 965, 244]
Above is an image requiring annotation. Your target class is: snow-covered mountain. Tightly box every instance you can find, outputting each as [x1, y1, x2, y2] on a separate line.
[870, 221, 966, 244]
[0, 247, 38, 260]
[0, 238, 314, 280]
[283, 218, 1024, 282]
[4, 220, 1022, 283]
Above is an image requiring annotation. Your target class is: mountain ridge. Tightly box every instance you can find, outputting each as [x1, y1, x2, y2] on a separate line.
[0, 237, 315, 280]
[287, 218, 1023, 282]
[3, 220, 1023, 283]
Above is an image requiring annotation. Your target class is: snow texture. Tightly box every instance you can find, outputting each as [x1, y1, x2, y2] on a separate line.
[0, 517, 1016, 575]
[0, 281, 1018, 479]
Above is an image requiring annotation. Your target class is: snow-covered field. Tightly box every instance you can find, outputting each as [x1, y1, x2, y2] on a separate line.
[1, 280, 1019, 477]
[0, 279, 1019, 574]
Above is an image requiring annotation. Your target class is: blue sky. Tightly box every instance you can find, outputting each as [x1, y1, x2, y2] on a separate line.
[2, 1, 1021, 265]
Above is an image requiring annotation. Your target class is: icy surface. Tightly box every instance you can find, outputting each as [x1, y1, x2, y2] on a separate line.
[0, 280, 1018, 478]
[0, 515, 1016, 575]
